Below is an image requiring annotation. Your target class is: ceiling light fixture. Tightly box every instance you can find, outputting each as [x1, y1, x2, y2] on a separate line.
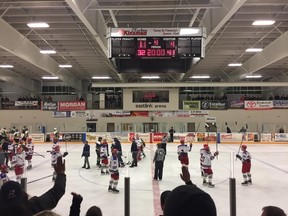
[42, 76, 59, 80]
[190, 75, 210, 79]
[245, 75, 262, 78]
[141, 76, 160, 79]
[40, 50, 56, 54]
[228, 63, 242, 67]
[92, 76, 111, 79]
[27, 22, 49, 28]
[245, 48, 263, 52]
[59, 64, 72, 68]
[252, 20, 275, 26]
[0, 64, 14, 68]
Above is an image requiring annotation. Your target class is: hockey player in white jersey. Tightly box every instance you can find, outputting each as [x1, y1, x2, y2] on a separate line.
[100, 139, 109, 175]
[51, 144, 62, 181]
[11, 146, 25, 183]
[200, 144, 219, 188]
[177, 139, 192, 167]
[24, 138, 34, 170]
[108, 149, 120, 193]
[236, 145, 252, 185]
[0, 164, 9, 188]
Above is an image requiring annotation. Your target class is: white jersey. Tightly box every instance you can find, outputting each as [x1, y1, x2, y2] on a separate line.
[135, 138, 143, 148]
[11, 152, 25, 167]
[100, 144, 108, 158]
[109, 155, 119, 174]
[200, 151, 215, 169]
[177, 144, 192, 155]
[26, 142, 34, 156]
[240, 151, 251, 162]
[51, 152, 62, 165]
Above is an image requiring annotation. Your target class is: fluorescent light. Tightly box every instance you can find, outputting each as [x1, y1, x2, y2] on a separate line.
[27, 22, 49, 28]
[40, 50, 56, 54]
[180, 28, 199, 35]
[252, 20, 275, 26]
[0, 65, 14, 68]
[245, 48, 263, 52]
[141, 76, 160, 79]
[183, 89, 192, 92]
[42, 76, 59, 80]
[59, 64, 72, 68]
[245, 75, 262, 78]
[92, 76, 111, 79]
[190, 75, 210, 79]
[228, 63, 242, 67]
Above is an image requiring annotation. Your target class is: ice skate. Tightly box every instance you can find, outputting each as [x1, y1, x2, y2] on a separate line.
[27, 165, 32, 170]
[108, 186, 113, 192]
[106, 171, 110, 175]
[203, 180, 208, 186]
[101, 171, 105, 175]
[241, 181, 248, 186]
[208, 182, 215, 188]
[112, 188, 119, 193]
[248, 179, 252, 185]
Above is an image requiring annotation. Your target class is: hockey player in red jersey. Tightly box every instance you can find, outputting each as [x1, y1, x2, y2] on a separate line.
[200, 144, 219, 188]
[0, 164, 9, 188]
[25, 138, 34, 170]
[177, 139, 192, 167]
[11, 146, 25, 183]
[100, 138, 109, 175]
[51, 144, 62, 181]
[236, 145, 252, 185]
[108, 149, 120, 193]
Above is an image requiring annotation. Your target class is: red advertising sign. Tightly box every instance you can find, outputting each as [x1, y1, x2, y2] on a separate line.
[58, 101, 86, 111]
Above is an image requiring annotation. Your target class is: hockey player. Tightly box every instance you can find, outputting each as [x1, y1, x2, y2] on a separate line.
[24, 138, 34, 170]
[111, 137, 125, 167]
[236, 145, 252, 185]
[53, 128, 60, 142]
[0, 164, 9, 188]
[51, 144, 62, 181]
[108, 148, 120, 193]
[135, 134, 146, 161]
[100, 138, 109, 175]
[177, 139, 192, 167]
[95, 137, 102, 168]
[13, 129, 21, 146]
[11, 146, 25, 183]
[200, 144, 219, 188]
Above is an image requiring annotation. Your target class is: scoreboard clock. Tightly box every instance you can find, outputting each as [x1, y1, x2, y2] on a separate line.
[107, 27, 206, 59]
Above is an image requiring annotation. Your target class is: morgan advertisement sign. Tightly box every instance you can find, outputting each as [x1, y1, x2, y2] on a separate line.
[58, 101, 86, 111]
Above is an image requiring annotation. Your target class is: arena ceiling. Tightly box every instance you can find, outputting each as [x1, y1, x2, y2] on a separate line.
[0, 0, 288, 92]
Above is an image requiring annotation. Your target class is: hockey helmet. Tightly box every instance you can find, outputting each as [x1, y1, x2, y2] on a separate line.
[28, 138, 32, 143]
[98, 137, 103, 141]
[0, 164, 8, 173]
[241, 145, 247, 150]
[203, 144, 209, 150]
[180, 139, 185, 144]
[112, 148, 118, 155]
[16, 146, 23, 154]
[54, 145, 60, 152]
[54, 128, 57, 131]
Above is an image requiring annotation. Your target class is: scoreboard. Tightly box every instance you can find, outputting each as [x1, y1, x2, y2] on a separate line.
[107, 27, 206, 59]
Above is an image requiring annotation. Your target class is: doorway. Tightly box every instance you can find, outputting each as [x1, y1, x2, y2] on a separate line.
[143, 123, 159, 133]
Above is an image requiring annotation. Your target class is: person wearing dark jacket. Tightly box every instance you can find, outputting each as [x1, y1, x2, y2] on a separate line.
[130, 137, 138, 168]
[111, 137, 125, 167]
[81, 141, 90, 169]
[0, 157, 66, 216]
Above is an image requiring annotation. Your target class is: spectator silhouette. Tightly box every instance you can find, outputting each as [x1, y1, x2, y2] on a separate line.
[159, 190, 171, 216]
[163, 167, 217, 216]
[261, 206, 286, 216]
[0, 157, 66, 216]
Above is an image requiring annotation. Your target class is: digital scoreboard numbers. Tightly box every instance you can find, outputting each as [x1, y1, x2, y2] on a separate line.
[108, 28, 206, 59]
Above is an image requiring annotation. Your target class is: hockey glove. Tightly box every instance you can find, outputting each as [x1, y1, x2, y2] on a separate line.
[236, 154, 242, 160]
[63, 151, 69, 157]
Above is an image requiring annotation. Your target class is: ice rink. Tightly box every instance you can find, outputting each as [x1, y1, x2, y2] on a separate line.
[7, 142, 288, 216]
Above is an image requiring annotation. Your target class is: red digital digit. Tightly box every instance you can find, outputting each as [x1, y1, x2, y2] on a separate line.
[137, 49, 146, 56]
[154, 39, 159, 46]
[170, 40, 175, 48]
[147, 49, 151, 56]
[138, 40, 146, 48]
[166, 49, 175, 56]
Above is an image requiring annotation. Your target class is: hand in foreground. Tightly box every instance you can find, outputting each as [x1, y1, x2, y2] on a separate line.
[54, 156, 65, 174]
[71, 192, 83, 205]
[180, 166, 190, 183]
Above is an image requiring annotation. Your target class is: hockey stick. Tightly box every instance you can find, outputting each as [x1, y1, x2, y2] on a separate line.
[33, 152, 45, 158]
[212, 122, 219, 159]
[27, 174, 53, 184]
[63, 123, 68, 157]
[235, 134, 244, 161]
[205, 123, 210, 144]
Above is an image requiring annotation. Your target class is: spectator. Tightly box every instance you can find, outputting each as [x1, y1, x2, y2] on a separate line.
[163, 166, 217, 216]
[279, 127, 284, 133]
[0, 157, 66, 216]
[86, 206, 102, 216]
[153, 143, 165, 181]
[261, 206, 286, 216]
[159, 190, 171, 216]
[34, 210, 61, 216]
[169, 127, 175, 142]
[69, 192, 83, 216]
[226, 127, 231, 133]
[81, 141, 90, 169]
